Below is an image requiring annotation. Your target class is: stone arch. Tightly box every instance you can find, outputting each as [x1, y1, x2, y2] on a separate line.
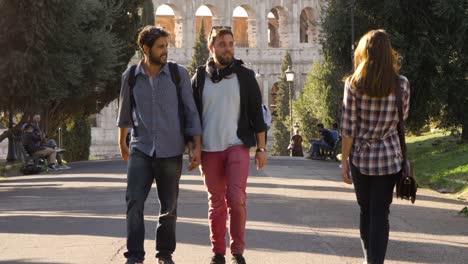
[268, 6, 289, 48]
[232, 5, 257, 48]
[154, 4, 183, 47]
[195, 5, 215, 41]
[203, 4, 222, 26]
[299, 7, 318, 44]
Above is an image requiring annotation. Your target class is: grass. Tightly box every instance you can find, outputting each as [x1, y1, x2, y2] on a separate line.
[406, 132, 468, 199]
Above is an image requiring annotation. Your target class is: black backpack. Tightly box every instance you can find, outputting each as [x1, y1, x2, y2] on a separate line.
[21, 159, 42, 175]
[127, 62, 186, 140]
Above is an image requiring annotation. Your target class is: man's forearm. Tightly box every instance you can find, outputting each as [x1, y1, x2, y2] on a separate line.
[192, 135, 201, 148]
[119, 127, 129, 146]
[256, 132, 266, 149]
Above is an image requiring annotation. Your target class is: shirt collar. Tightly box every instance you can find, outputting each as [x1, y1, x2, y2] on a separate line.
[135, 60, 170, 77]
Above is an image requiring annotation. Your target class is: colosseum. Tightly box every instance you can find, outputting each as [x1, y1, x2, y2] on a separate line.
[90, 0, 326, 158]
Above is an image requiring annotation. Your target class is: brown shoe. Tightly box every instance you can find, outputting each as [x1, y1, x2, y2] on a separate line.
[157, 255, 174, 264]
[231, 254, 246, 264]
[210, 254, 226, 264]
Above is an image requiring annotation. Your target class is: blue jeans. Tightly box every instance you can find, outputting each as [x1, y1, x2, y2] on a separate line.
[351, 162, 400, 264]
[124, 148, 182, 263]
[312, 141, 332, 157]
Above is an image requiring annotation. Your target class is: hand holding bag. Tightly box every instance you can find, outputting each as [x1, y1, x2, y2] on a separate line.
[395, 81, 417, 203]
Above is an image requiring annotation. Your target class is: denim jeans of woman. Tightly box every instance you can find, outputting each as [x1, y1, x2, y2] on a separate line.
[351, 162, 400, 264]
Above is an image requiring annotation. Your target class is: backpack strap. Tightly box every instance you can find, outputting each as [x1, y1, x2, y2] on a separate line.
[168, 62, 187, 142]
[128, 65, 138, 136]
[194, 65, 206, 121]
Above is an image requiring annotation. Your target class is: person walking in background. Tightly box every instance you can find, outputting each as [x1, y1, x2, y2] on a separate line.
[341, 29, 410, 264]
[117, 26, 202, 264]
[191, 25, 267, 264]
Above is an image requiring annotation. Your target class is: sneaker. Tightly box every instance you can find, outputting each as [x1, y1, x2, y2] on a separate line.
[157, 255, 174, 264]
[230, 254, 246, 264]
[47, 164, 57, 171]
[210, 254, 226, 264]
[57, 164, 71, 170]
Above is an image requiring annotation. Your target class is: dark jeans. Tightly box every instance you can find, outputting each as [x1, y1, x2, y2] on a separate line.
[351, 163, 400, 264]
[124, 148, 182, 263]
[311, 141, 332, 157]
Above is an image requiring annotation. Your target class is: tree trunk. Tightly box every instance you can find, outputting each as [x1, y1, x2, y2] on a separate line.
[462, 119, 468, 141]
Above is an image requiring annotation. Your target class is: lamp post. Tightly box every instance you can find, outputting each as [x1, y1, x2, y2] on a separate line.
[285, 65, 295, 139]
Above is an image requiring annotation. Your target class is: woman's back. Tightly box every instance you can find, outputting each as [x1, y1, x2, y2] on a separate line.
[341, 75, 410, 175]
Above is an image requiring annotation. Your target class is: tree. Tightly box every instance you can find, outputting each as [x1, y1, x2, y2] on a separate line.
[141, 0, 155, 26]
[294, 61, 341, 149]
[319, 0, 468, 138]
[0, 0, 142, 144]
[187, 19, 210, 77]
[62, 114, 91, 161]
[272, 51, 292, 156]
[430, 0, 468, 140]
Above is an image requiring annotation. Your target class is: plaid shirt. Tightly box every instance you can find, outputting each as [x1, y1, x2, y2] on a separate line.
[341, 76, 410, 175]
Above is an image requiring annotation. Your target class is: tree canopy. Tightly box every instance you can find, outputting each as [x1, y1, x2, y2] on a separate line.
[0, 0, 142, 140]
[314, 0, 467, 139]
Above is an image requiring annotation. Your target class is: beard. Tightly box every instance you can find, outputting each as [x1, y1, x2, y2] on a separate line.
[148, 50, 167, 66]
[214, 52, 234, 66]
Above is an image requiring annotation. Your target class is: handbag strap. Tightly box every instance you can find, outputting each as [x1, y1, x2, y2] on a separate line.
[395, 77, 408, 165]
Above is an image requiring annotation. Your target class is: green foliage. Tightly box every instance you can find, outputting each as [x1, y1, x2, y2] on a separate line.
[141, 0, 155, 26]
[294, 61, 341, 149]
[272, 51, 292, 156]
[62, 115, 92, 162]
[320, 0, 468, 138]
[188, 19, 209, 76]
[406, 132, 468, 196]
[0, 0, 141, 138]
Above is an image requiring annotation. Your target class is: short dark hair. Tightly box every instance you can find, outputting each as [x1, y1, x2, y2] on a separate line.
[332, 123, 338, 129]
[317, 123, 324, 129]
[137, 26, 169, 50]
[24, 123, 33, 130]
[208, 26, 233, 46]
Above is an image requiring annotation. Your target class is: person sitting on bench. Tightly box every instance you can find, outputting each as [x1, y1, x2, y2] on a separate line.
[309, 123, 335, 159]
[330, 122, 340, 142]
[22, 123, 58, 170]
[27, 114, 70, 169]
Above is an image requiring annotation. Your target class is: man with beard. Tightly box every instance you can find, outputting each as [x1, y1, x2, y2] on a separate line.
[117, 26, 202, 264]
[191, 26, 267, 264]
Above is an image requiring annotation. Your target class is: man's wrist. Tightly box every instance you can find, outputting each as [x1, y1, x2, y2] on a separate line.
[256, 147, 267, 153]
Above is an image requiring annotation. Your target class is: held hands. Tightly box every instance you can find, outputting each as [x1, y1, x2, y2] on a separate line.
[341, 160, 353, 184]
[187, 142, 201, 171]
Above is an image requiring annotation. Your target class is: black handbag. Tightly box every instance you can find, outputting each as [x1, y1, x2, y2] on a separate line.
[395, 81, 417, 204]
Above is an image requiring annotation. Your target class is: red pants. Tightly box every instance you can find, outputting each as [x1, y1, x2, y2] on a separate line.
[201, 145, 250, 255]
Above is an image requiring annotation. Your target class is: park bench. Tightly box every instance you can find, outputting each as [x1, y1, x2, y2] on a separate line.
[320, 137, 342, 161]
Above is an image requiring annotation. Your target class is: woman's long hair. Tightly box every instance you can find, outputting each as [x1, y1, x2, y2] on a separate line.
[348, 29, 400, 97]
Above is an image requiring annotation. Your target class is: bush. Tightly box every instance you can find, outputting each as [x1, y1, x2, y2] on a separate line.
[62, 115, 91, 162]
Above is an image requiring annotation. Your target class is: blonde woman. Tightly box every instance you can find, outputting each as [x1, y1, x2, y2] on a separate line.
[341, 29, 410, 264]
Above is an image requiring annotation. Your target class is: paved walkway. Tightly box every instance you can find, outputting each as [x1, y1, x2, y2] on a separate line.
[0, 157, 467, 264]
